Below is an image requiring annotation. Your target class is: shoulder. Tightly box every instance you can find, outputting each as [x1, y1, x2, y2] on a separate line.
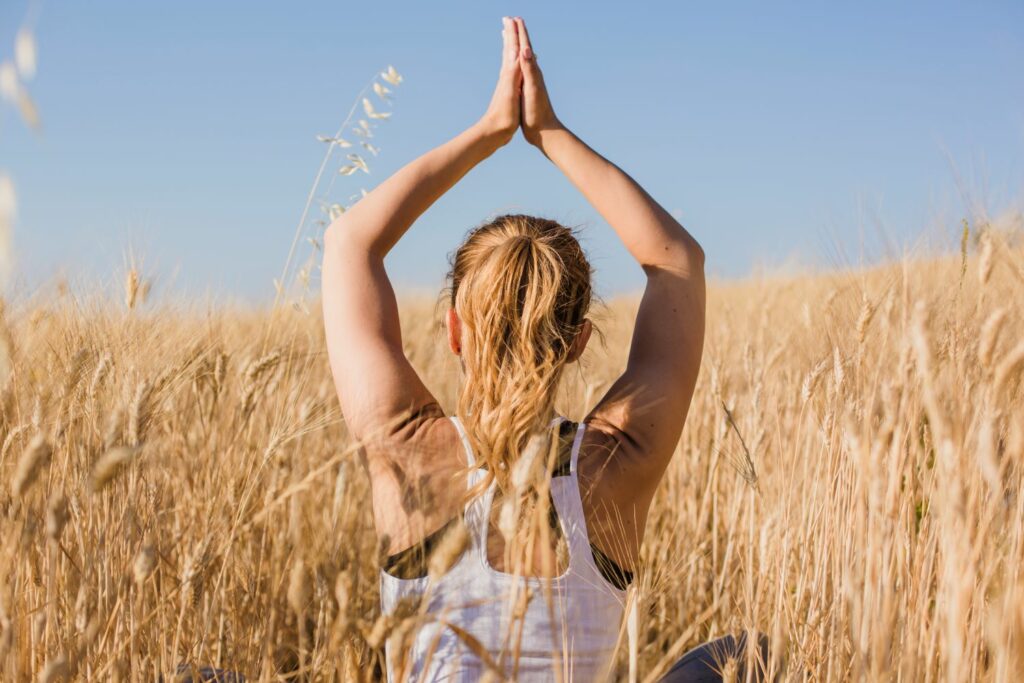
[575, 416, 663, 504]
[361, 404, 455, 470]
[361, 409, 471, 554]
[573, 417, 656, 573]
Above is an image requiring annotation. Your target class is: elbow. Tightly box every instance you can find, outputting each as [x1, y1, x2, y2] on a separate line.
[694, 245, 706, 277]
[323, 217, 349, 250]
[686, 237, 706, 272]
[665, 213, 705, 273]
[324, 218, 382, 259]
[644, 236, 705, 278]
[675, 233, 705, 279]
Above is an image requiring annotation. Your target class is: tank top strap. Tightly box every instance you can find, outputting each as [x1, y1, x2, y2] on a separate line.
[552, 420, 595, 568]
[569, 420, 585, 475]
[449, 415, 490, 551]
[448, 415, 476, 468]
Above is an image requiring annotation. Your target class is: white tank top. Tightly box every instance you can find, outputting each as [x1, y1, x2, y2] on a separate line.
[379, 415, 628, 682]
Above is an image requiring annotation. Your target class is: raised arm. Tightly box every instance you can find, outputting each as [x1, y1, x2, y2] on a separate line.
[322, 18, 523, 444]
[515, 19, 706, 497]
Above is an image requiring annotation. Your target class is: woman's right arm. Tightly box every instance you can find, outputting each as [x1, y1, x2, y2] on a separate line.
[514, 19, 707, 500]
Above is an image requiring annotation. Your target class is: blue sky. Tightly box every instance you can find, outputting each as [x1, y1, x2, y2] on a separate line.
[2, 1, 1022, 303]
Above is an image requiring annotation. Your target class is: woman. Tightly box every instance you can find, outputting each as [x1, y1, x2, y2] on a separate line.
[322, 16, 760, 683]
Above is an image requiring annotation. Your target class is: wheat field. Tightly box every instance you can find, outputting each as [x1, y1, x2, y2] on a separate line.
[0, 214, 1022, 682]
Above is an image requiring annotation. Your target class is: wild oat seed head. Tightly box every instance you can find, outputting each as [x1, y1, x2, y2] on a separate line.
[288, 559, 313, 615]
[124, 268, 140, 311]
[994, 342, 1024, 399]
[978, 308, 1008, 369]
[88, 352, 112, 401]
[11, 433, 52, 497]
[133, 544, 157, 585]
[45, 491, 68, 540]
[979, 232, 995, 286]
[91, 446, 138, 492]
[428, 520, 470, 581]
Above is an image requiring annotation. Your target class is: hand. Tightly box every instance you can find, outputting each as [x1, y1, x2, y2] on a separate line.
[478, 17, 523, 147]
[514, 17, 563, 147]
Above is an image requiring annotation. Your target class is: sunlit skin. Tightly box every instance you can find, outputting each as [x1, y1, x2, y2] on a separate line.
[322, 16, 705, 576]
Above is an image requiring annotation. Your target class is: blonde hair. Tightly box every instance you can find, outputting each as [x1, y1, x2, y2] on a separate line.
[445, 214, 593, 496]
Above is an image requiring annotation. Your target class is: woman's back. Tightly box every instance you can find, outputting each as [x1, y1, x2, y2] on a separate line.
[321, 15, 706, 681]
[380, 416, 628, 682]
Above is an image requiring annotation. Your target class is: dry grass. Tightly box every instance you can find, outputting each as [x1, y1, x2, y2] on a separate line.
[0, 214, 1022, 681]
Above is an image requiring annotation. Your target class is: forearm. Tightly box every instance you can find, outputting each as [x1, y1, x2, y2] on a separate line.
[536, 127, 704, 274]
[325, 121, 504, 259]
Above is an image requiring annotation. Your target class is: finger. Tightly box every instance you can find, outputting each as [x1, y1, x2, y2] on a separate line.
[519, 49, 536, 87]
[517, 34, 540, 86]
[503, 17, 519, 71]
[514, 17, 533, 61]
[519, 54, 538, 94]
[501, 17, 510, 68]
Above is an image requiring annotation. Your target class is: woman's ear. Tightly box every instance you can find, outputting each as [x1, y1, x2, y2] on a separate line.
[446, 307, 462, 355]
[567, 318, 592, 363]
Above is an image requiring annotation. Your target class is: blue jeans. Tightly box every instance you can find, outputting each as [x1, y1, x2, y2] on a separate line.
[659, 632, 772, 682]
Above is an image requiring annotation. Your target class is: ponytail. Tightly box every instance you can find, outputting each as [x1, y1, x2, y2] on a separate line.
[445, 214, 593, 496]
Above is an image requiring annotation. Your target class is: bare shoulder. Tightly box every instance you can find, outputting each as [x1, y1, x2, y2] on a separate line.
[574, 416, 651, 501]
[364, 406, 462, 472]
[573, 416, 663, 571]
[360, 409, 470, 554]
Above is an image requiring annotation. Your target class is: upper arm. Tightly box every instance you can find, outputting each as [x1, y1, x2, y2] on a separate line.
[586, 259, 706, 492]
[321, 225, 441, 445]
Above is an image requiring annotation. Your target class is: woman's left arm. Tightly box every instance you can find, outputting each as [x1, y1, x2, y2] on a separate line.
[323, 17, 522, 445]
